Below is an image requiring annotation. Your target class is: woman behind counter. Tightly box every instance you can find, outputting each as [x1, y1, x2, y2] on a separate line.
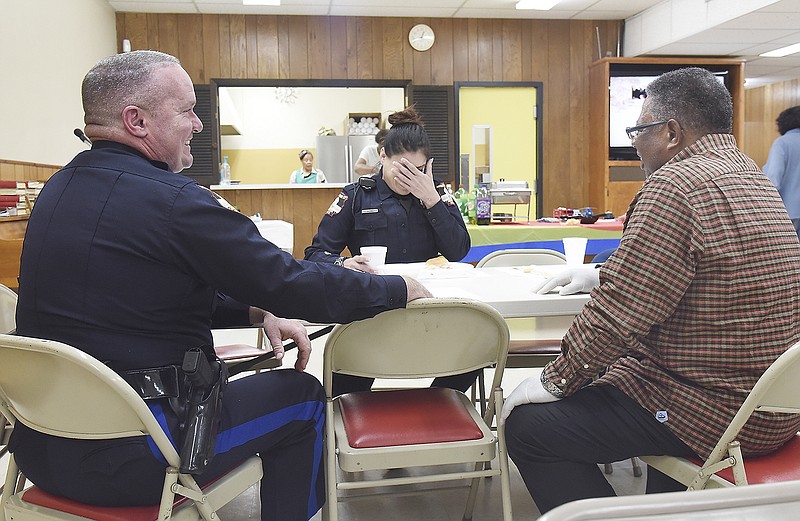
[289, 149, 327, 184]
[304, 106, 474, 397]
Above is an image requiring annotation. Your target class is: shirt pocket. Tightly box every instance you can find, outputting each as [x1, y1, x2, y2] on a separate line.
[354, 210, 388, 232]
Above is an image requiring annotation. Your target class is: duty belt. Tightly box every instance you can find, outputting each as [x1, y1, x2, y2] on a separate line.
[118, 365, 182, 400]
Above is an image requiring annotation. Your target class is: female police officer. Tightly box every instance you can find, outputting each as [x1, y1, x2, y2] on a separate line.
[304, 106, 474, 396]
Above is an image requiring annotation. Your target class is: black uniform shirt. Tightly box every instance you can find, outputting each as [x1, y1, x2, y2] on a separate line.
[304, 173, 470, 264]
[16, 141, 407, 370]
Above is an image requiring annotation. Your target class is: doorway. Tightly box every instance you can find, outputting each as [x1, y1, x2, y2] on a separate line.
[455, 82, 542, 218]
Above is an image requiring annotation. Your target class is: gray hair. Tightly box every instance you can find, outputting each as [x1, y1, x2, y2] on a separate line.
[81, 50, 180, 126]
[646, 67, 733, 135]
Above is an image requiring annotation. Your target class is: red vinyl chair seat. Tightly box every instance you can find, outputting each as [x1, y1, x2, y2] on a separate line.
[21, 486, 190, 521]
[688, 434, 800, 484]
[19, 464, 239, 521]
[214, 343, 267, 361]
[338, 387, 483, 448]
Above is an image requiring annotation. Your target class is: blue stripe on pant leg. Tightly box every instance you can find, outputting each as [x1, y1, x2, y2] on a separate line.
[212, 399, 325, 519]
[307, 402, 325, 518]
[145, 401, 177, 465]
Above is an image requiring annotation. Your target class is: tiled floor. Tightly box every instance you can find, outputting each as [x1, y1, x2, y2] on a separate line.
[0, 327, 647, 520]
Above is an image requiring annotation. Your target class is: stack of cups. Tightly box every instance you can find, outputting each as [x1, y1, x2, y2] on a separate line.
[348, 117, 381, 135]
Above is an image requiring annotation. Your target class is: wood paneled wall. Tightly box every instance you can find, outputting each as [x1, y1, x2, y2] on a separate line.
[221, 186, 344, 258]
[744, 78, 800, 168]
[116, 13, 622, 214]
[0, 159, 60, 182]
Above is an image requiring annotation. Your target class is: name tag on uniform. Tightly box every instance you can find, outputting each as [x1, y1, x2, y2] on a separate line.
[361, 208, 379, 214]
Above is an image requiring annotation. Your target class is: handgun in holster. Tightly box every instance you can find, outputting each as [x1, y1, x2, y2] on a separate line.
[179, 347, 228, 474]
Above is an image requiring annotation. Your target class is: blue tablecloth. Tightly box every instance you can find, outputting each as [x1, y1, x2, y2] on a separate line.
[463, 222, 622, 263]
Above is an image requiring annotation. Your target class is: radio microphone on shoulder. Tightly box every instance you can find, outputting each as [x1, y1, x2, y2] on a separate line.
[74, 128, 92, 146]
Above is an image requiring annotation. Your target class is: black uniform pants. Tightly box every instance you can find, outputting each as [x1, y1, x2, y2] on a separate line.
[332, 369, 482, 397]
[10, 369, 325, 521]
[504, 384, 697, 514]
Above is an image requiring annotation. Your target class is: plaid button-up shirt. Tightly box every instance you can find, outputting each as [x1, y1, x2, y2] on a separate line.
[544, 134, 800, 459]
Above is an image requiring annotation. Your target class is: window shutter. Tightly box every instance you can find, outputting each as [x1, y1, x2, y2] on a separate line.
[412, 86, 454, 186]
[181, 84, 216, 186]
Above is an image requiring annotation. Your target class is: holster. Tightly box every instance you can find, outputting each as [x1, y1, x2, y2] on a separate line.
[177, 347, 228, 475]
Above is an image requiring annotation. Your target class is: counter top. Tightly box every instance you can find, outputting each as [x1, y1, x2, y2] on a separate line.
[0, 215, 29, 223]
[211, 183, 347, 190]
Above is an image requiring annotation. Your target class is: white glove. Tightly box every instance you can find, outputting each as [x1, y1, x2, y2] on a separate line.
[532, 266, 600, 296]
[500, 374, 562, 424]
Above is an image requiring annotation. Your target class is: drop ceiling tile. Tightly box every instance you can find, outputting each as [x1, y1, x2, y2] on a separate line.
[110, 1, 198, 12]
[332, 0, 462, 6]
[680, 28, 796, 45]
[753, 0, 800, 13]
[330, 5, 457, 17]
[650, 41, 751, 55]
[716, 11, 800, 30]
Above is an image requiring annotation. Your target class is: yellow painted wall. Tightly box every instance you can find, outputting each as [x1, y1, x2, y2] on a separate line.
[221, 148, 316, 184]
[459, 86, 538, 216]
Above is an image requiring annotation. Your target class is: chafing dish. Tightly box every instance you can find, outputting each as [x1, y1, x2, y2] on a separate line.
[490, 181, 532, 205]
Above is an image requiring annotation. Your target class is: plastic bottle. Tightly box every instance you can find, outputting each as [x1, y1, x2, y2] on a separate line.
[476, 184, 492, 225]
[453, 187, 468, 222]
[467, 188, 477, 225]
[220, 156, 231, 185]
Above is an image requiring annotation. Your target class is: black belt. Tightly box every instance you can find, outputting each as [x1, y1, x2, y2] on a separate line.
[119, 365, 182, 400]
[118, 324, 335, 397]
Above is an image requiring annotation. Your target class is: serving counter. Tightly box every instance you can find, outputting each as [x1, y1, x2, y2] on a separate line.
[464, 221, 623, 263]
[211, 184, 345, 259]
[210, 184, 624, 263]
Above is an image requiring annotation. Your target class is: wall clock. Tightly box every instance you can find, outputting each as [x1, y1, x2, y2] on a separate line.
[408, 23, 435, 52]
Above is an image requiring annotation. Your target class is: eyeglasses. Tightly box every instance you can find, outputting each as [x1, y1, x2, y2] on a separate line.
[625, 120, 668, 140]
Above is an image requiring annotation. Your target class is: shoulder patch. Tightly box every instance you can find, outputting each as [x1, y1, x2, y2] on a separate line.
[326, 191, 348, 217]
[200, 186, 238, 212]
[441, 193, 456, 207]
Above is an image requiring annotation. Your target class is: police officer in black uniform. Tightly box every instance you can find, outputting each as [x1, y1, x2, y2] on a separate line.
[305, 107, 478, 396]
[304, 170, 469, 270]
[10, 51, 432, 521]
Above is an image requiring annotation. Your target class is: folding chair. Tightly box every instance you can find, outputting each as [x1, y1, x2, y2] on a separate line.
[473, 249, 569, 412]
[0, 333, 262, 521]
[475, 248, 567, 268]
[0, 284, 16, 469]
[641, 340, 800, 490]
[474, 248, 570, 370]
[0, 284, 16, 335]
[323, 298, 512, 521]
[538, 480, 800, 521]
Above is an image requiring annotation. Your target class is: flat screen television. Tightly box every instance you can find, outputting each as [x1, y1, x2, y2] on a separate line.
[608, 66, 729, 161]
[609, 75, 658, 159]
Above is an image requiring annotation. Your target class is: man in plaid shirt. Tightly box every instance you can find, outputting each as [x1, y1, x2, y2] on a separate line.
[502, 67, 800, 514]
